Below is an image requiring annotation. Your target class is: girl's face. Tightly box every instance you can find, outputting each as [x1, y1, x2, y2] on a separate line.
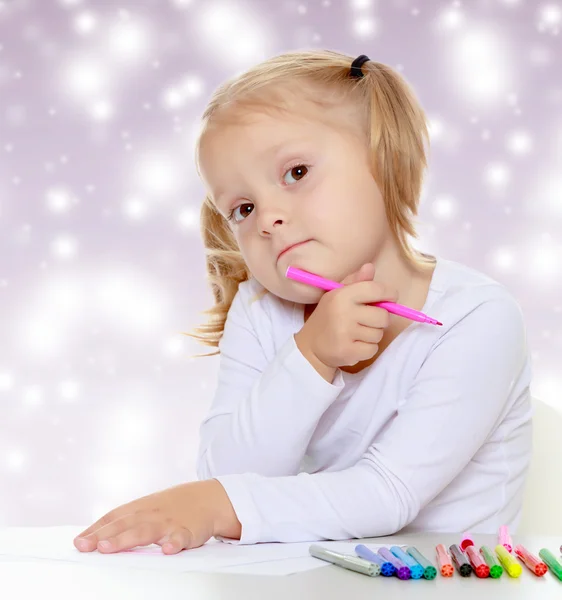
[198, 102, 392, 304]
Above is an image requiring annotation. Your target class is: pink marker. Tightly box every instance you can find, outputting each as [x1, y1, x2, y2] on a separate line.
[285, 266, 442, 326]
[499, 525, 513, 553]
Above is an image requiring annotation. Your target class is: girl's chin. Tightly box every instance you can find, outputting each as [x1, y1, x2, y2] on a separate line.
[279, 284, 324, 305]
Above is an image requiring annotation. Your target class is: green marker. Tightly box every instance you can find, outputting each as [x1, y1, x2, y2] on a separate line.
[406, 546, 437, 580]
[479, 546, 503, 578]
[539, 548, 562, 581]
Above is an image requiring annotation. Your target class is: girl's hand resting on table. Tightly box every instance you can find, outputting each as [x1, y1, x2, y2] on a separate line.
[73, 479, 241, 554]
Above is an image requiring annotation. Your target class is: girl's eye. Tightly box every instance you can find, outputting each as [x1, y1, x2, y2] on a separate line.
[283, 164, 309, 185]
[227, 203, 254, 223]
[226, 164, 309, 224]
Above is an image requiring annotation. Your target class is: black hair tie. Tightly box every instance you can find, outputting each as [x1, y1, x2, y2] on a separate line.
[349, 54, 370, 78]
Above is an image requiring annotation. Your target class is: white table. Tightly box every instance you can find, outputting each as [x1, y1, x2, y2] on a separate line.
[1, 532, 560, 599]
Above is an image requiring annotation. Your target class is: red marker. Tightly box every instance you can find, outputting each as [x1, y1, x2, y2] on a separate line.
[514, 544, 547, 577]
[466, 546, 490, 578]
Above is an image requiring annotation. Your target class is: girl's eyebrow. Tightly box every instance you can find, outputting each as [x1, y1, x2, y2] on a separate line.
[212, 140, 309, 204]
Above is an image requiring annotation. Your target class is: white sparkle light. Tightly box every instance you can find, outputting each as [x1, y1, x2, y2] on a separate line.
[163, 335, 184, 357]
[95, 270, 169, 333]
[123, 196, 149, 220]
[59, 380, 80, 402]
[431, 194, 457, 219]
[428, 117, 444, 140]
[51, 234, 78, 259]
[527, 236, 561, 283]
[89, 99, 114, 121]
[353, 16, 377, 37]
[506, 130, 533, 155]
[162, 74, 204, 110]
[196, 3, 270, 67]
[108, 19, 151, 62]
[134, 152, 181, 197]
[163, 88, 183, 109]
[490, 246, 516, 271]
[537, 4, 562, 34]
[436, 6, 466, 31]
[448, 27, 513, 105]
[46, 186, 77, 213]
[6, 450, 25, 472]
[351, 0, 373, 8]
[16, 277, 85, 359]
[178, 207, 198, 230]
[484, 162, 511, 190]
[74, 10, 98, 34]
[62, 57, 109, 99]
[427, 116, 462, 149]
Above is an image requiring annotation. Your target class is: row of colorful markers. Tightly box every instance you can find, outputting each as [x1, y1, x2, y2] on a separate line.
[309, 527, 562, 581]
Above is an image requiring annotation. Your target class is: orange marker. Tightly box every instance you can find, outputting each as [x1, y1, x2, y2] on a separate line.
[466, 545, 490, 578]
[514, 544, 548, 577]
[436, 544, 454, 577]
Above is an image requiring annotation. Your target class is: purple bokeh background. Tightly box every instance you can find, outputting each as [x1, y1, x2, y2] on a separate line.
[0, 0, 560, 525]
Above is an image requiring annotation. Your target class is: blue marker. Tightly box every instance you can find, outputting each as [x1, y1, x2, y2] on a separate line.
[355, 544, 396, 576]
[391, 545, 424, 579]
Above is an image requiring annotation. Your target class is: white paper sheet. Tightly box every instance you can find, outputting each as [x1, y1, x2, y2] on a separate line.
[0, 526, 387, 576]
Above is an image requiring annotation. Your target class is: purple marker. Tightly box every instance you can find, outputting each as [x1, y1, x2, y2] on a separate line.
[379, 547, 411, 580]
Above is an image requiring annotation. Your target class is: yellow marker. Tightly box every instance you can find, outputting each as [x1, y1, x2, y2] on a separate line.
[495, 545, 522, 578]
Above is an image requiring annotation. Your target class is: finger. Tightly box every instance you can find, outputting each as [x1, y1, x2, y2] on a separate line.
[351, 341, 379, 363]
[161, 528, 194, 555]
[97, 520, 165, 554]
[348, 281, 398, 305]
[76, 501, 137, 540]
[341, 262, 375, 286]
[76, 511, 119, 541]
[75, 511, 142, 552]
[354, 324, 384, 345]
[358, 262, 376, 281]
[356, 305, 390, 329]
[75, 492, 156, 540]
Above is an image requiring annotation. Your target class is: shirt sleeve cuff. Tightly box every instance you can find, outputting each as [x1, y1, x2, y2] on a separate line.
[214, 474, 262, 545]
[283, 334, 344, 391]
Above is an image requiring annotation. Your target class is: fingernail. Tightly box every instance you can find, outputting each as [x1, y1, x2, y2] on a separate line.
[75, 538, 89, 551]
[98, 540, 112, 550]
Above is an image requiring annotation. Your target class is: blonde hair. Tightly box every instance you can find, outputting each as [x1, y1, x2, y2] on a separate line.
[187, 49, 431, 354]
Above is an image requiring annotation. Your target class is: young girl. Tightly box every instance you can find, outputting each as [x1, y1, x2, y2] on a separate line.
[74, 50, 532, 556]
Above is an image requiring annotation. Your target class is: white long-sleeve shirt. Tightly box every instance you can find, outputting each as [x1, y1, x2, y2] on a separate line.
[196, 257, 533, 544]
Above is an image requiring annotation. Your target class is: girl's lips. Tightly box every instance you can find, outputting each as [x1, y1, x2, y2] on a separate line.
[277, 240, 311, 261]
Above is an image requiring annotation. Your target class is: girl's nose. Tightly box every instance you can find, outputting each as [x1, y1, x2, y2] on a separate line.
[257, 205, 289, 236]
